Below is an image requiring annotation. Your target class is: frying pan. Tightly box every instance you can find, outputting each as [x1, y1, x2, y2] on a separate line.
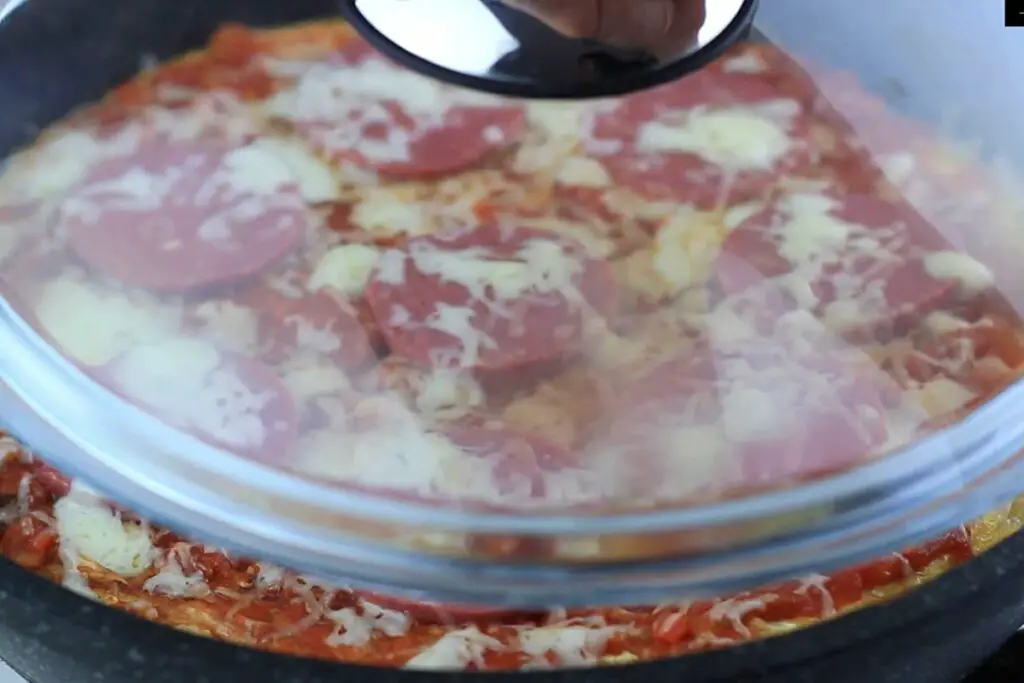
[1, 529, 1023, 683]
[1, 0, 1024, 682]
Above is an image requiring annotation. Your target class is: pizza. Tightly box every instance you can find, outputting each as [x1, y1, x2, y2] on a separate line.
[1, 19, 1024, 671]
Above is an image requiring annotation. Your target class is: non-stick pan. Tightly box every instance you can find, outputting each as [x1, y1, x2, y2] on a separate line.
[2, 528, 1024, 683]
[2, 0, 1024, 682]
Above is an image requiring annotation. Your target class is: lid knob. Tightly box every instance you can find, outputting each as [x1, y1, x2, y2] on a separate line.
[340, 0, 759, 98]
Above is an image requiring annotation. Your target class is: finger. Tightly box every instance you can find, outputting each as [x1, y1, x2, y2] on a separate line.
[504, 0, 705, 55]
[502, 0, 603, 39]
[659, 0, 706, 56]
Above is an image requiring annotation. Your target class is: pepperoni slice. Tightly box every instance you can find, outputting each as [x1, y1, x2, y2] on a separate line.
[614, 348, 720, 420]
[233, 280, 378, 371]
[587, 67, 817, 209]
[364, 224, 616, 372]
[328, 413, 576, 506]
[62, 137, 308, 293]
[101, 340, 298, 463]
[605, 339, 898, 498]
[724, 347, 896, 490]
[715, 192, 959, 341]
[277, 47, 525, 178]
[369, 106, 523, 178]
[597, 348, 724, 499]
[444, 423, 576, 499]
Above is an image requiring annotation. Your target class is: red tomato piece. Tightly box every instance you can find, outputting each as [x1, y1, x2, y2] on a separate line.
[1, 517, 58, 570]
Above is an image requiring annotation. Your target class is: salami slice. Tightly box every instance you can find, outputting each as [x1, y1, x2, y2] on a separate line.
[102, 338, 298, 463]
[604, 338, 899, 499]
[270, 48, 525, 178]
[715, 191, 960, 341]
[442, 423, 577, 501]
[309, 103, 525, 179]
[587, 67, 817, 210]
[233, 281, 378, 371]
[364, 224, 616, 372]
[298, 415, 576, 509]
[726, 348, 896, 490]
[598, 347, 728, 500]
[62, 137, 308, 293]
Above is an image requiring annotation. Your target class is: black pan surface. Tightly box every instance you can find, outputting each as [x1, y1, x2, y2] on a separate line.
[1, 0, 1024, 682]
[2, 526, 1024, 683]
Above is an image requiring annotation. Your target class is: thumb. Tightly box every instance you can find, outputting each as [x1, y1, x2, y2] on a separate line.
[504, 0, 705, 55]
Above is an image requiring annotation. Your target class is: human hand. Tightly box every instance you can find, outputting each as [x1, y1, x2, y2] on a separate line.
[502, 0, 707, 57]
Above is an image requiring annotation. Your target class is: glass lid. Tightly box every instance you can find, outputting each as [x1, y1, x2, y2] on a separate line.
[2, 0, 1024, 607]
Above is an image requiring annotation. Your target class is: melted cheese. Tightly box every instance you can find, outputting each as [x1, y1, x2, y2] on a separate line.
[706, 595, 774, 637]
[722, 53, 767, 73]
[293, 424, 530, 503]
[282, 359, 352, 403]
[284, 313, 345, 355]
[924, 311, 971, 334]
[34, 279, 183, 367]
[421, 304, 496, 368]
[636, 100, 798, 170]
[143, 548, 210, 597]
[518, 625, 621, 668]
[775, 192, 853, 265]
[412, 367, 484, 420]
[905, 376, 976, 417]
[752, 190, 920, 330]
[923, 250, 995, 292]
[381, 237, 587, 367]
[405, 627, 503, 670]
[653, 423, 732, 496]
[651, 209, 727, 294]
[350, 187, 435, 237]
[512, 100, 597, 175]
[265, 57, 503, 164]
[54, 483, 156, 579]
[248, 137, 341, 203]
[720, 385, 790, 443]
[110, 338, 272, 450]
[219, 143, 297, 196]
[704, 306, 758, 345]
[191, 300, 260, 355]
[325, 601, 411, 647]
[556, 156, 611, 188]
[0, 127, 142, 200]
[407, 237, 583, 303]
[307, 243, 381, 296]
